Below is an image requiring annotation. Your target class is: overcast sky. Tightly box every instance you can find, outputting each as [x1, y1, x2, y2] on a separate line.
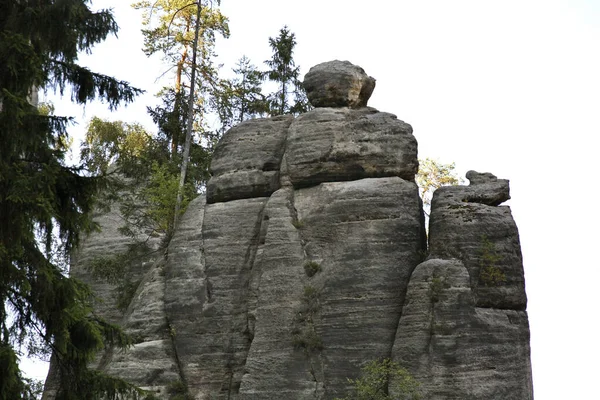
[25, 1, 600, 398]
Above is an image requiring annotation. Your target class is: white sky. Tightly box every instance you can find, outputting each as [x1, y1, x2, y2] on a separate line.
[25, 1, 600, 398]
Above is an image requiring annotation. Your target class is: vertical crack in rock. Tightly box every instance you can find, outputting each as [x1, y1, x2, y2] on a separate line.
[199, 197, 269, 398]
[292, 177, 423, 398]
[163, 195, 209, 398]
[224, 200, 267, 398]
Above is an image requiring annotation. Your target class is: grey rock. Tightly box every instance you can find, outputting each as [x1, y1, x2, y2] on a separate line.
[69, 201, 159, 323]
[428, 171, 526, 309]
[303, 60, 376, 108]
[102, 258, 180, 395]
[284, 107, 418, 188]
[466, 170, 500, 185]
[163, 196, 208, 395]
[237, 177, 425, 399]
[44, 61, 533, 400]
[238, 187, 315, 399]
[182, 197, 268, 399]
[207, 116, 293, 203]
[392, 259, 533, 399]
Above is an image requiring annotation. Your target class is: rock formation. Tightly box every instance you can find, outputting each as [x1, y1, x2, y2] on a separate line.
[45, 60, 533, 399]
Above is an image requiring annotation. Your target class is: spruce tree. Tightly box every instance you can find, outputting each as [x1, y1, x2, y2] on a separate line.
[264, 26, 310, 115]
[0, 1, 149, 399]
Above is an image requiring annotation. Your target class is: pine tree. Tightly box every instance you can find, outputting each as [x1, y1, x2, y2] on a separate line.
[133, 0, 229, 231]
[0, 1, 149, 399]
[133, 0, 229, 156]
[264, 26, 310, 115]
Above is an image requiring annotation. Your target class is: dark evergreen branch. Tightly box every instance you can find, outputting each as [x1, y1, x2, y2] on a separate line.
[47, 60, 144, 110]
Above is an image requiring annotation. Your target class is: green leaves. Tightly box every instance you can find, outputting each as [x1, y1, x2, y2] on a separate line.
[336, 358, 422, 400]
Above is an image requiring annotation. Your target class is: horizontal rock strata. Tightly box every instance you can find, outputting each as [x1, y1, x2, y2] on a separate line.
[392, 259, 533, 399]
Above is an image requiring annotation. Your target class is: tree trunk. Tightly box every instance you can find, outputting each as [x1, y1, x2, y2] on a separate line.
[173, 2, 201, 230]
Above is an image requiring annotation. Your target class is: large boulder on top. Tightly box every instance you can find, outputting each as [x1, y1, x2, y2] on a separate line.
[303, 60, 376, 108]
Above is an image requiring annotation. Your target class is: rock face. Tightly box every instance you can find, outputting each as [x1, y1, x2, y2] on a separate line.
[45, 61, 533, 399]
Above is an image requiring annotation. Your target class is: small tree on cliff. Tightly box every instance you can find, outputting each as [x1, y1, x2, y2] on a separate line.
[0, 1, 150, 399]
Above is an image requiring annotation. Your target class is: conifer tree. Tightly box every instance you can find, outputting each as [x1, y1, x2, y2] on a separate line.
[212, 56, 268, 134]
[0, 1, 149, 398]
[231, 56, 268, 122]
[133, 0, 229, 156]
[264, 26, 310, 115]
[133, 0, 229, 231]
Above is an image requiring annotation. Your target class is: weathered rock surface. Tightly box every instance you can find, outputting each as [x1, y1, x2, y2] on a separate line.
[207, 116, 294, 203]
[392, 259, 533, 399]
[45, 61, 533, 400]
[238, 177, 425, 399]
[428, 171, 526, 309]
[303, 60, 376, 108]
[284, 107, 418, 188]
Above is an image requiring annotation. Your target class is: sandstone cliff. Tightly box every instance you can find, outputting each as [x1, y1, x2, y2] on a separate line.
[46, 60, 533, 399]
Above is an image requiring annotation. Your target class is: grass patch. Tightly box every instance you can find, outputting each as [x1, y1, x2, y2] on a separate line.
[304, 261, 321, 277]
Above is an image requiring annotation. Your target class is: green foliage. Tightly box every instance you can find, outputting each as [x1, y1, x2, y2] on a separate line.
[264, 26, 311, 115]
[133, 0, 229, 69]
[291, 218, 305, 229]
[81, 116, 202, 242]
[428, 276, 448, 303]
[167, 379, 186, 394]
[0, 1, 150, 398]
[212, 56, 269, 133]
[301, 285, 320, 312]
[144, 162, 193, 233]
[291, 328, 323, 351]
[304, 261, 322, 277]
[335, 359, 422, 400]
[416, 158, 462, 215]
[478, 236, 506, 286]
[81, 117, 152, 176]
[292, 286, 323, 352]
[166, 378, 193, 400]
[86, 242, 161, 312]
[133, 0, 229, 150]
